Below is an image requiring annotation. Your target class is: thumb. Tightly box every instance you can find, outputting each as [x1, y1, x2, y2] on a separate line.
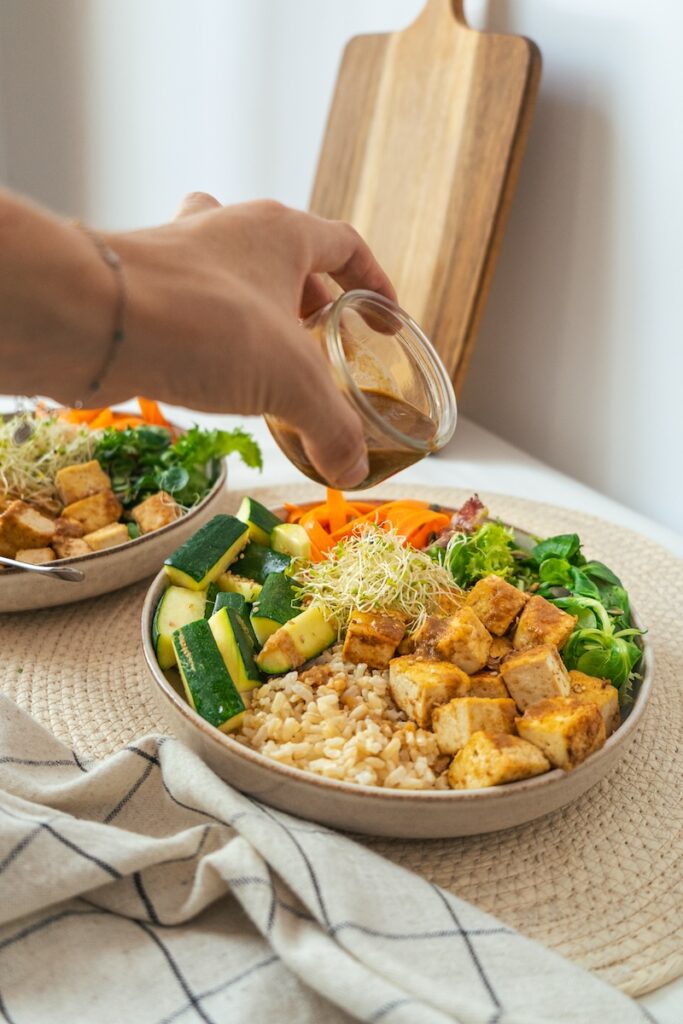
[267, 325, 369, 489]
[175, 191, 222, 220]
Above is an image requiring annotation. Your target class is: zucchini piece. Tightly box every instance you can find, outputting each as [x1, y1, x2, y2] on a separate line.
[203, 582, 219, 618]
[172, 619, 245, 732]
[256, 606, 336, 675]
[153, 586, 208, 670]
[164, 515, 249, 591]
[250, 572, 300, 646]
[271, 523, 311, 560]
[231, 542, 291, 585]
[209, 607, 261, 691]
[218, 573, 263, 602]
[236, 496, 283, 545]
[213, 591, 259, 648]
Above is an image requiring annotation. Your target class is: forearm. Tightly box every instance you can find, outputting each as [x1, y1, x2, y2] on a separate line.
[0, 189, 114, 404]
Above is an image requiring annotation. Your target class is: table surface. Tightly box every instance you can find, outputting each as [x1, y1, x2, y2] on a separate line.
[2, 398, 680, 1020]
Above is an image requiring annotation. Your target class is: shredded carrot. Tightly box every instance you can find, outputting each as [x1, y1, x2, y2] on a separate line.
[88, 408, 115, 430]
[137, 397, 170, 427]
[53, 398, 172, 432]
[283, 493, 444, 553]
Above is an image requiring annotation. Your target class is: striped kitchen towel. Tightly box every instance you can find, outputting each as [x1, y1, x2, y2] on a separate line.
[0, 694, 650, 1024]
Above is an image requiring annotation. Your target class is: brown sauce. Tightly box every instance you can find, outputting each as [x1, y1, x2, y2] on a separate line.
[269, 388, 436, 490]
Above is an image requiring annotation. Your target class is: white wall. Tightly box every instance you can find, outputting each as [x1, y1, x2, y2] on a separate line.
[0, 1, 680, 532]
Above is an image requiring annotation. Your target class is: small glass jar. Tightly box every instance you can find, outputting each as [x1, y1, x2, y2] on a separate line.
[266, 289, 457, 489]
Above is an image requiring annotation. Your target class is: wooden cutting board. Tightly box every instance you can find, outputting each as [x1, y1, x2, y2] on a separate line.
[309, 0, 541, 395]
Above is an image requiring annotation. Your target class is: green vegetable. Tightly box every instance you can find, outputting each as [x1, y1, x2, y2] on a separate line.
[550, 594, 643, 694]
[529, 533, 582, 566]
[95, 424, 262, 509]
[209, 607, 261, 692]
[271, 523, 311, 560]
[231, 542, 291, 585]
[236, 496, 282, 545]
[212, 591, 259, 647]
[217, 574, 263, 602]
[164, 515, 249, 590]
[429, 522, 517, 587]
[153, 586, 208, 669]
[256, 606, 336, 675]
[250, 573, 300, 646]
[204, 582, 220, 618]
[172, 618, 245, 731]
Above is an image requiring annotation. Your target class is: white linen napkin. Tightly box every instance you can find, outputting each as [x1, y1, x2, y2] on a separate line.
[0, 694, 652, 1024]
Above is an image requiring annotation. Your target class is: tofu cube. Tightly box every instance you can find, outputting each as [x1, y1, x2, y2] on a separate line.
[55, 460, 111, 506]
[448, 731, 551, 789]
[84, 522, 130, 552]
[501, 644, 571, 710]
[53, 516, 85, 539]
[63, 490, 122, 534]
[487, 635, 513, 667]
[52, 537, 93, 559]
[15, 547, 56, 565]
[468, 671, 510, 699]
[433, 697, 517, 754]
[516, 696, 606, 770]
[434, 606, 492, 674]
[132, 491, 181, 534]
[466, 575, 528, 636]
[513, 595, 577, 651]
[388, 656, 471, 728]
[399, 615, 447, 656]
[0, 500, 55, 556]
[342, 610, 406, 669]
[569, 670, 620, 736]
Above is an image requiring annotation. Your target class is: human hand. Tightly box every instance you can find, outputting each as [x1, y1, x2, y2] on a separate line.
[105, 195, 396, 488]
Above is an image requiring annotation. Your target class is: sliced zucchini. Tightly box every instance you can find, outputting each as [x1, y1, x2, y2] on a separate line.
[236, 496, 283, 545]
[172, 618, 245, 732]
[153, 586, 208, 670]
[256, 605, 336, 675]
[164, 515, 249, 591]
[218, 572, 263, 602]
[271, 523, 311, 560]
[203, 582, 219, 618]
[231, 542, 291, 585]
[250, 572, 300, 646]
[213, 591, 259, 648]
[209, 607, 261, 691]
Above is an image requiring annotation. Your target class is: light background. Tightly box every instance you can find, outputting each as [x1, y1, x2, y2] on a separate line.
[0, 0, 680, 533]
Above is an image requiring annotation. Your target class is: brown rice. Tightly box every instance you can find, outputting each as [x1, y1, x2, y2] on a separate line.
[235, 645, 450, 789]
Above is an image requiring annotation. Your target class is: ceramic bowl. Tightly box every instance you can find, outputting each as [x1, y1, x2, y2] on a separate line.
[140, 505, 654, 838]
[0, 463, 227, 613]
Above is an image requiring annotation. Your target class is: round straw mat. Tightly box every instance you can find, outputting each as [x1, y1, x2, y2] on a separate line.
[1, 483, 681, 998]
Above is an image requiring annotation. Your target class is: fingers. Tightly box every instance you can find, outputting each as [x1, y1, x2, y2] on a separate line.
[267, 322, 369, 488]
[293, 212, 397, 303]
[300, 273, 335, 321]
[175, 191, 222, 220]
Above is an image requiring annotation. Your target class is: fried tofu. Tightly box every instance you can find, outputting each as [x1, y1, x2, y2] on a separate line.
[466, 575, 528, 636]
[513, 595, 577, 651]
[487, 635, 513, 667]
[516, 696, 606, 770]
[55, 460, 111, 506]
[448, 731, 551, 789]
[15, 547, 56, 565]
[53, 516, 85, 539]
[52, 537, 92, 559]
[388, 656, 471, 728]
[342, 610, 406, 669]
[400, 615, 447, 656]
[84, 522, 130, 552]
[468, 671, 509, 699]
[434, 606, 492, 674]
[569, 670, 620, 736]
[0, 500, 55, 556]
[501, 644, 570, 710]
[433, 697, 517, 754]
[63, 490, 122, 534]
[132, 491, 181, 534]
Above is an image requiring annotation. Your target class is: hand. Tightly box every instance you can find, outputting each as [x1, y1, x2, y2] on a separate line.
[104, 195, 396, 488]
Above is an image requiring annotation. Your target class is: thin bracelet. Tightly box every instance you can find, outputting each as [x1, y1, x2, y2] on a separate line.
[72, 221, 127, 401]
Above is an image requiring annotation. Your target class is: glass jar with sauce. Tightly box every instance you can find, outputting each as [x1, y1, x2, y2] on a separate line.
[265, 289, 457, 489]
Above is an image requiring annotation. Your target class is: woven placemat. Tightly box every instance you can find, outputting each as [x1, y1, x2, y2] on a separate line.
[1, 483, 681, 998]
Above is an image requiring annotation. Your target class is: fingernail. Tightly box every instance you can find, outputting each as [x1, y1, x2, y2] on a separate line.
[335, 452, 369, 489]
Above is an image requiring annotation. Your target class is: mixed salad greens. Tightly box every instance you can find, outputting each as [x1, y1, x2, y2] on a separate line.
[428, 522, 643, 700]
[94, 424, 262, 510]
